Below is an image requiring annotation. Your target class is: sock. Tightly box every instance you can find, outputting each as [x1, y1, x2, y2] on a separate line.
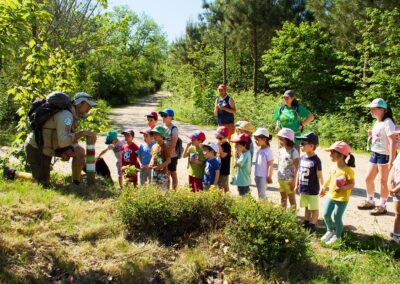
[303, 220, 310, 228]
[16, 171, 33, 181]
[308, 223, 316, 232]
[380, 197, 387, 207]
[367, 194, 374, 203]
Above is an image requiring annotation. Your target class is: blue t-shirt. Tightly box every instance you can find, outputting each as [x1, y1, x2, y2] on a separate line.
[203, 157, 221, 185]
[297, 154, 322, 195]
[136, 141, 156, 166]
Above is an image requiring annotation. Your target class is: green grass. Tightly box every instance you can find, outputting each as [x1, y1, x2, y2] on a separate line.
[1, 178, 399, 283]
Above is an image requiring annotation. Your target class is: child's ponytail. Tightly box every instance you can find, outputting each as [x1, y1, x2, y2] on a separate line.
[383, 106, 395, 124]
[346, 154, 356, 168]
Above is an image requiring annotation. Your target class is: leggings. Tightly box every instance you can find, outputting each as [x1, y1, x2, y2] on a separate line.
[323, 197, 348, 237]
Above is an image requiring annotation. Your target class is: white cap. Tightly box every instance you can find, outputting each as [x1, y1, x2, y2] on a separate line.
[253, 128, 270, 137]
[204, 142, 218, 153]
[73, 92, 96, 107]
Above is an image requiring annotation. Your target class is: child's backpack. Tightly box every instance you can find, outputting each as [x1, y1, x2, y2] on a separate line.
[27, 91, 72, 148]
[171, 125, 184, 159]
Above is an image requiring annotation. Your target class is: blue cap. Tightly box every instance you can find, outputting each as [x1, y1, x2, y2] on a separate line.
[105, 130, 118, 145]
[365, 98, 387, 109]
[295, 132, 319, 145]
[159, 108, 174, 119]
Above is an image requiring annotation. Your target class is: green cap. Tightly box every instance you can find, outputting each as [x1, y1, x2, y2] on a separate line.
[150, 125, 167, 138]
[105, 130, 118, 144]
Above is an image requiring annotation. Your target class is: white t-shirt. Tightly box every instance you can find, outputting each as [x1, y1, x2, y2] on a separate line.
[371, 118, 396, 155]
[254, 147, 274, 177]
[393, 154, 400, 188]
[278, 147, 299, 181]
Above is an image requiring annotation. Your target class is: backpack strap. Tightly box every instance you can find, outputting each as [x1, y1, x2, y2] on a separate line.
[278, 104, 303, 130]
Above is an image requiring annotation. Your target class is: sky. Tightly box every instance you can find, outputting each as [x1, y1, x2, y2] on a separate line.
[107, 0, 205, 42]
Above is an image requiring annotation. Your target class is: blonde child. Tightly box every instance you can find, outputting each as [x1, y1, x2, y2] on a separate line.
[236, 121, 255, 160]
[320, 141, 355, 244]
[253, 128, 273, 199]
[231, 133, 252, 196]
[183, 131, 206, 192]
[277, 128, 299, 208]
[149, 125, 171, 190]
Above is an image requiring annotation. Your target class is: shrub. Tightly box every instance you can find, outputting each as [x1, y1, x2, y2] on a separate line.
[225, 197, 309, 269]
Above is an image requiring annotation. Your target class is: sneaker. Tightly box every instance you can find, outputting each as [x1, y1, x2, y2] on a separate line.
[321, 230, 335, 242]
[370, 206, 387, 216]
[3, 166, 16, 180]
[357, 200, 375, 210]
[326, 235, 339, 245]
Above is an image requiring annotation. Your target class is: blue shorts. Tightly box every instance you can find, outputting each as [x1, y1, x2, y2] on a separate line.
[369, 152, 389, 165]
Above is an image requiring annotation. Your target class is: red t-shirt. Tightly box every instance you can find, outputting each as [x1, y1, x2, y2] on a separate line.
[122, 142, 140, 168]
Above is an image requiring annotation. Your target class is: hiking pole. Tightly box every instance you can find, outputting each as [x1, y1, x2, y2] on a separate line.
[86, 136, 96, 185]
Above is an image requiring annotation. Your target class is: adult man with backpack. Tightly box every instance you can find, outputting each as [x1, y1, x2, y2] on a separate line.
[4, 92, 97, 187]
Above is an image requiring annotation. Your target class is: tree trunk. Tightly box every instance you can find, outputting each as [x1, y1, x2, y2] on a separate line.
[223, 35, 227, 85]
[252, 26, 258, 97]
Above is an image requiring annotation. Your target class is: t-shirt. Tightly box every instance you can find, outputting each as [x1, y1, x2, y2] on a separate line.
[278, 147, 299, 181]
[151, 142, 170, 174]
[371, 118, 396, 155]
[203, 157, 221, 185]
[188, 145, 206, 179]
[136, 141, 156, 166]
[232, 151, 251, 187]
[219, 142, 231, 176]
[108, 139, 125, 176]
[297, 154, 322, 195]
[255, 147, 274, 177]
[165, 124, 179, 158]
[122, 142, 140, 168]
[324, 165, 355, 202]
[393, 155, 400, 190]
[274, 104, 311, 143]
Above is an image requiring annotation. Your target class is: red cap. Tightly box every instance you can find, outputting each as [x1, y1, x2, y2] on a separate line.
[231, 133, 250, 143]
[190, 131, 206, 142]
[215, 126, 230, 138]
[324, 141, 351, 156]
[145, 111, 158, 121]
[218, 84, 226, 91]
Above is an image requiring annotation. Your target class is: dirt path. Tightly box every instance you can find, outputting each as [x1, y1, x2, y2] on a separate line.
[25, 93, 398, 237]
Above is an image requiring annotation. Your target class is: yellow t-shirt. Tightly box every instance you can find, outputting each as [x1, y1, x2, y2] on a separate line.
[324, 165, 355, 202]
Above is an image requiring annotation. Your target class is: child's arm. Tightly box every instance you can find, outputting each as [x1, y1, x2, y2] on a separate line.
[389, 169, 400, 195]
[97, 148, 109, 158]
[217, 142, 228, 158]
[317, 170, 324, 191]
[267, 160, 273, 184]
[291, 157, 299, 189]
[183, 142, 191, 158]
[154, 157, 171, 171]
[320, 171, 331, 197]
[214, 170, 220, 186]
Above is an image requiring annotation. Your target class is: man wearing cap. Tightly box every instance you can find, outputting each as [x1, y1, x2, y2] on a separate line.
[214, 84, 236, 141]
[274, 90, 314, 146]
[145, 111, 158, 129]
[24, 92, 97, 187]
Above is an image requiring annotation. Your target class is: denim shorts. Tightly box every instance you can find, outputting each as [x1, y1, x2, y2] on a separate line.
[369, 152, 390, 165]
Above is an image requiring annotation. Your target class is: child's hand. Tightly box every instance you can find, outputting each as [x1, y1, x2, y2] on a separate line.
[266, 176, 272, 184]
[153, 165, 163, 171]
[390, 188, 400, 196]
[319, 188, 326, 197]
[367, 129, 372, 138]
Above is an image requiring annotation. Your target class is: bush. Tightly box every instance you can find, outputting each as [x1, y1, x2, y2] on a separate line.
[225, 197, 309, 269]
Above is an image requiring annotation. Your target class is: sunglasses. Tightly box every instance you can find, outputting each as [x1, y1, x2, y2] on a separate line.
[300, 141, 311, 146]
[161, 114, 168, 118]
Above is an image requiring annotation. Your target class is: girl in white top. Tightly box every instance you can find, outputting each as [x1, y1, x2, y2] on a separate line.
[358, 98, 397, 215]
[253, 128, 274, 199]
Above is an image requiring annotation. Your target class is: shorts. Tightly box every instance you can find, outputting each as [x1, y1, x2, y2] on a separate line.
[189, 175, 203, 192]
[168, 157, 178, 172]
[238, 186, 250, 196]
[300, 194, 319, 210]
[25, 143, 52, 186]
[218, 175, 229, 187]
[153, 171, 169, 190]
[393, 194, 400, 202]
[278, 180, 294, 194]
[369, 152, 390, 165]
[139, 168, 152, 185]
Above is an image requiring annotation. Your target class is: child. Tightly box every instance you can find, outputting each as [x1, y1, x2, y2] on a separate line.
[216, 126, 231, 192]
[136, 128, 156, 185]
[231, 133, 252, 196]
[183, 131, 206, 192]
[145, 111, 158, 129]
[236, 121, 255, 160]
[295, 133, 323, 233]
[277, 128, 299, 208]
[98, 130, 125, 188]
[253, 128, 274, 199]
[358, 98, 397, 215]
[121, 129, 140, 187]
[388, 139, 400, 243]
[202, 142, 221, 190]
[320, 141, 355, 244]
[149, 125, 171, 190]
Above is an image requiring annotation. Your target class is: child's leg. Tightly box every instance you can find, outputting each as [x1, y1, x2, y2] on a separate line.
[333, 200, 348, 237]
[304, 208, 311, 222]
[288, 192, 296, 209]
[280, 192, 288, 208]
[395, 201, 400, 235]
[189, 176, 196, 192]
[118, 176, 124, 188]
[255, 176, 267, 199]
[323, 197, 336, 232]
[365, 162, 378, 202]
[310, 210, 319, 225]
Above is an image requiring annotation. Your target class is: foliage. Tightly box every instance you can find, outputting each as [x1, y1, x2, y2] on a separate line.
[77, 99, 110, 134]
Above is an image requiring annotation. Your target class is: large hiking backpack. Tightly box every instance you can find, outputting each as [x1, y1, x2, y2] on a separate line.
[27, 91, 72, 148]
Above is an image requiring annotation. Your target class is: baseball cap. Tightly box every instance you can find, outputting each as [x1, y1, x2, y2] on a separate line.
[296, 132, 319, 145]
[324, 141, 351, 157]
[73, 92, 96, 107]
[282, 90, 295, 98]
[365, 98, 387, 109]
[150, 125, 167, 138]
[159, 108, 174, 119]
[231, 133, 250, 143]
[139, 128, 153, 135]
[277, 128, 295, 142]
[203, 142, 218, 153]
[215, 126, 230, 138]
[190, 131, 206, 142]
[253, 128, 270, 138]
[145, 111, 158, 121]
[218, 84, 226, 91]
[237, 121, 255, 134]
[235, 121, 244, 127]
[105, 130, 118, 145]
[122, 129, 135, 137]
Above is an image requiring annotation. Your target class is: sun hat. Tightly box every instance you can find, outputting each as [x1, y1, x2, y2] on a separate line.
[324, 141, 351, 157]
[215, 126, 230, 138]
[105, 130, 118, 145]
[365, 98, 387, 109]
[218, 84, 226, 91]
[253, 128, 270, 138]
[190, 131, 206, 142]
[159, 108, 174, 119]
[121, 129, 135, 137]
[237, 121, 255, 134]
[139, 128, 152, 135]
[231, 133, 250, 143]
[203, 142, 218, 153]
[296, 132, 319, 145]
[145, 111, 158, 121]
[73, 92, 96, 107]
[282, 90, 295, 98]
[150, 125, 168, 138]
[277, 128, 295, 142]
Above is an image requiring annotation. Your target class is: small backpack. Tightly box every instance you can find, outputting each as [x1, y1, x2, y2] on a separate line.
[278, 103, 303, 131]
[27, 91, 72, 148]
[171, 125, 184, 159]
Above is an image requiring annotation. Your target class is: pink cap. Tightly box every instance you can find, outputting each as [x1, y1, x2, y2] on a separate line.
[277, 128, 295, 142]
[324, 141, 351, 156]
[231, 133, 250, 143]
[215, 126, 230, 138]
[218, 84, 226, 91]
[190, 131, 206, 142]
